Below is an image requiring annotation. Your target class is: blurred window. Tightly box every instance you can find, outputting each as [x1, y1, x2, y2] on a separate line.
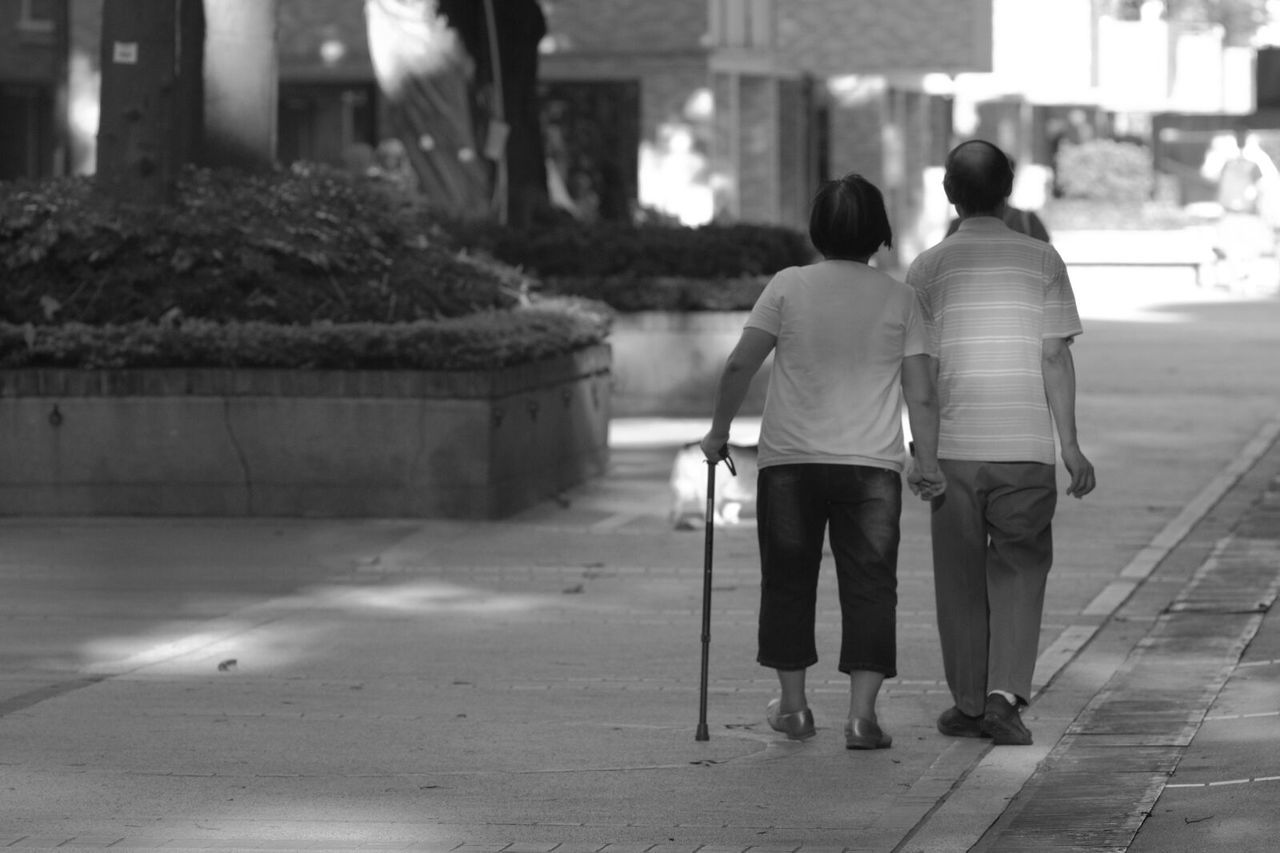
[709, 0, 774, 48]
[18, 0, 56, 33]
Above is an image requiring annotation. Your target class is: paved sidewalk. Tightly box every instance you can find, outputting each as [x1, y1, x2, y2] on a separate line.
[1, 284, 1279, 852]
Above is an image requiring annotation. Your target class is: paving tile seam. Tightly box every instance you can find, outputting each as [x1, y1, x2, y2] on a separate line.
[1202, 708, 1280, 721]
[969, 483, 1280, 846]
[0, 836, 808, 851]
[92, 674, 949, 689]
[0, 841, 878, 853]
[902, 414, 1280, 852]
[1164, 773, 1280, 789]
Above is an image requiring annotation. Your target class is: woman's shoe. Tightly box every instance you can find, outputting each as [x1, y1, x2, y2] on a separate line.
[766, 699, 816, 740]
[844, 717, 892, 749]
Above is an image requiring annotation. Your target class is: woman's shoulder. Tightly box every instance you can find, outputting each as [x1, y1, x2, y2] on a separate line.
[766, 264, 807, 285]
[863, 264, 912, 291]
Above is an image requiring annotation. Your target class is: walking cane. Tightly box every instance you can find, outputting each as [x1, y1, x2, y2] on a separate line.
[696, 447, 735, 741]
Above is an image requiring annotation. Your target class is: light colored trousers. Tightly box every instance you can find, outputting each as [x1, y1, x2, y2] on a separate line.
[931, 459, 1057, 716]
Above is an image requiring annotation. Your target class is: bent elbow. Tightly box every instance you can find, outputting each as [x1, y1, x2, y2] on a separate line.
[723, 354, 755, 376]
[1041, 342, 1074, 372]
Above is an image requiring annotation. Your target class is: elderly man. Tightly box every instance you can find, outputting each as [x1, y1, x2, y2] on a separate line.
[907, 139, 1096, 746]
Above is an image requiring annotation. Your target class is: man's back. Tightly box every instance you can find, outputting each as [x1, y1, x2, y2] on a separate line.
[907, 217, 1082, 465]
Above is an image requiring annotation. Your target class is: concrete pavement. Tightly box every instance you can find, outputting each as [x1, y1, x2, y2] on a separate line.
[1, 279, 1280, 851]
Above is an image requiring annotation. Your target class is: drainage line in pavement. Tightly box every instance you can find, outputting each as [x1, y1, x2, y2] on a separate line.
[0, 675, 108, 719]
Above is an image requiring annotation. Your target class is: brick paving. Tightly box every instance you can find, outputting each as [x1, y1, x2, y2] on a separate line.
[1, 288, 1279, 852]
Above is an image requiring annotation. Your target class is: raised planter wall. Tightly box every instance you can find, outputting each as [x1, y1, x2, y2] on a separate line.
[0, 345, 612, 519]
[609, 311, 772, 417]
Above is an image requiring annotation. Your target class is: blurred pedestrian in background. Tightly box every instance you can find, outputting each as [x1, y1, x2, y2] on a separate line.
[1201, 126, 1280, 290]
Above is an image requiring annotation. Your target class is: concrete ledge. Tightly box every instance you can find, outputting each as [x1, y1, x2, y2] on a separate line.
[609, 311, 770, 417]
[0, 345, 612, 518]
[1055, 228, 1218, 287]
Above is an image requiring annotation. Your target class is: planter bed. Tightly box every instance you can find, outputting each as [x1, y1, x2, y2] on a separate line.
[0, 345, 611, 519]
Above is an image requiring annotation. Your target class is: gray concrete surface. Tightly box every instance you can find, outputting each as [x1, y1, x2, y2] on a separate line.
[1, 277, 1279, 852]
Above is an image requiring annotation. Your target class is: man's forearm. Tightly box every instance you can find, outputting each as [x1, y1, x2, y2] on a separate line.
[906, 398, 940, 467]
[1042, 345, 1080, 451]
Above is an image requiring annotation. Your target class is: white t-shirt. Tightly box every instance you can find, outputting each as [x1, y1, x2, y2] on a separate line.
[745, 260, 929, 472]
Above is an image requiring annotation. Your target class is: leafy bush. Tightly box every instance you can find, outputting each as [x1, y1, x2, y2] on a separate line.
[0, 297, 612, 371]
[439, 218, 814, 279]
[0, 165, 529, 326]
[1040, 198, 1195, 231]
[1055, 139, 1154, 203]
[545, 275, 768, 312]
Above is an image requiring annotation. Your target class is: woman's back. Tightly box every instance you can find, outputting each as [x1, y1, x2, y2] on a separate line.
[746, 261, 927, 471]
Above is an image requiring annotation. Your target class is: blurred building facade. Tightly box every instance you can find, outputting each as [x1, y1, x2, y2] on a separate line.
[0, 0, 65, 182]
[0, 0, 1269, 264]
[540, 0, 994, 263]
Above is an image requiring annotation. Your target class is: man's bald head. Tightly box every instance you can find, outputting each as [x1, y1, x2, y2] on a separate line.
[943, 139, 1015, 216]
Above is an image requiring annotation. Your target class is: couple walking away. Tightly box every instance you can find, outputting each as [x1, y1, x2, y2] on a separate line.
[701, 139, 1097, 750]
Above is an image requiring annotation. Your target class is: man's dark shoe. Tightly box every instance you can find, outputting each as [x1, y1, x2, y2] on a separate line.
[981, 694, 1032, 745]
[937, 706, 988, 738]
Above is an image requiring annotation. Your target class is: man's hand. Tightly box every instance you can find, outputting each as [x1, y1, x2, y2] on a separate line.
[1063, 446, 1095, 498]
[907, 463, 946, 501]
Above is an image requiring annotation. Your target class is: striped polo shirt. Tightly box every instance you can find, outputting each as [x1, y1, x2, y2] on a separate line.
[906, 217, 1082, 464]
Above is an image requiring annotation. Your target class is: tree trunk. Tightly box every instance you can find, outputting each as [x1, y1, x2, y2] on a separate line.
[95, 0, 185, 205]
[201, 0, 278, 170]
[437, 0, 549, 228]
[488, 0, 549, 229]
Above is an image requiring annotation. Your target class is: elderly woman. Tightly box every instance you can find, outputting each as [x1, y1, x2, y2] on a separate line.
[701, 173, 943, 750]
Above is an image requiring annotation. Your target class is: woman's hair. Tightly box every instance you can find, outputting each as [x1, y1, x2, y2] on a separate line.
[942, 139, 1015, 215]
[808, 173, 893, 260]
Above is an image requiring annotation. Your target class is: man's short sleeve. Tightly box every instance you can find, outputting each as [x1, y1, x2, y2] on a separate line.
[905, 259, 940, 358]
[745, 270, 786, 336]
[1043, 251, 1083, 340]
[903, 291, 929, 357]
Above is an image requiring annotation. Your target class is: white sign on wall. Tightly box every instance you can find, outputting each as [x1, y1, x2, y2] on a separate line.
[112, 42, 138, 64]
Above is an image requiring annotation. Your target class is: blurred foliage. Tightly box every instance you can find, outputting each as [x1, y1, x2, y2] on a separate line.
[1055, 139, 1156, 203]
[0, 298, 612, 371]
[1110, 0, 1267, 34]
[0, 163, 817, 373]
[542, 274, 769, 312]
[1041, 200, 1196, 231]
[0, 164, 529, 326]
[437, 218, 815, 279]
[432, 217, 812, 312]
[0, 165, 621, 370]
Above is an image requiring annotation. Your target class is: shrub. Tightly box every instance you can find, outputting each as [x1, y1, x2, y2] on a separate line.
[438, 218, 814, 279]
[1055, 139, 1154, 203]
[0, 297, 612, 372]
[545, 275, 768, 312]
[0, 165, 529, 326]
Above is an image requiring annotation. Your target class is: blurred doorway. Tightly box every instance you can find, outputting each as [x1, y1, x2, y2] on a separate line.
[541, 80, 640, 222]
[0, 83, 53, 181]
